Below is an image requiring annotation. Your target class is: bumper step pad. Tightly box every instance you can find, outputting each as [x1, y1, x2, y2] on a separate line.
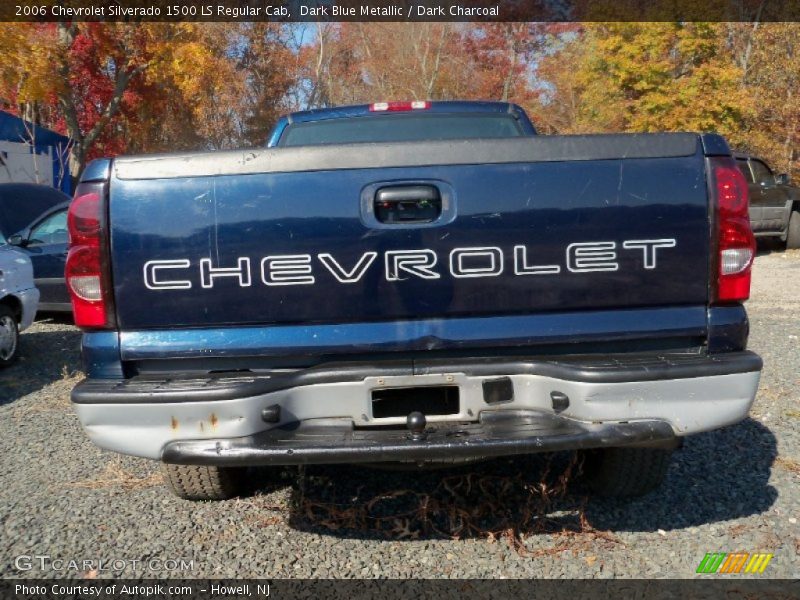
[162, 410, 674, 466]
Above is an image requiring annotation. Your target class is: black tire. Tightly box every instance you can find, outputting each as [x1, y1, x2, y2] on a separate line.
[581, 447, 673, 497]
[161, 464, 243, 501]
[786, 209, 800, 249]
[0, 304, 19, 367]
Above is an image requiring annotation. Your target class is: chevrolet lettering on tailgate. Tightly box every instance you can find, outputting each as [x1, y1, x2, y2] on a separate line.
[143, 239, 677, 290]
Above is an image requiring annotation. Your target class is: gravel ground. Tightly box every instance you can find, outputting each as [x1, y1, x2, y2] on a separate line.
[1, 249, 798, 580]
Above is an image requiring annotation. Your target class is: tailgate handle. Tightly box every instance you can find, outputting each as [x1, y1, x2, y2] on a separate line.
[374, 185, 442, 224]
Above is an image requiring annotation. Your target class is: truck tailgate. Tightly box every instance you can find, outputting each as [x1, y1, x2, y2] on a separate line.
[109, 135, 709, 334]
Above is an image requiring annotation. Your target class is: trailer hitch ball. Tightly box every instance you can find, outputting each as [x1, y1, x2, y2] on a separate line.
[406, 411, 427, 440]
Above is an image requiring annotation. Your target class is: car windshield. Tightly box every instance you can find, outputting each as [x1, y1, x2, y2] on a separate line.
[279, 113, 524, 147]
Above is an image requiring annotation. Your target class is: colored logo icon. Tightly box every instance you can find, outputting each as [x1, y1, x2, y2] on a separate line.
[696, 552, 774, 574]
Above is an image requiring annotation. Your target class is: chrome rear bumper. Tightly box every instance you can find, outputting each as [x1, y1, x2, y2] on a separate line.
[71, 351, 762, 462]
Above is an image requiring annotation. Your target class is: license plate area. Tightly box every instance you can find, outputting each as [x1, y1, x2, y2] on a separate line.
[371, 385, 460, 419]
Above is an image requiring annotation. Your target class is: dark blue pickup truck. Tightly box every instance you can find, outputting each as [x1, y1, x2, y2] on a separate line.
[67, 101, 762, 500]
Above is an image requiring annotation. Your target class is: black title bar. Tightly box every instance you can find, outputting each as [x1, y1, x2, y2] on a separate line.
[2, 0, 800, 22]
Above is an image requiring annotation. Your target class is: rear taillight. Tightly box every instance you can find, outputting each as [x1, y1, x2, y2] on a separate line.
[369, 101, 430, 112]
[711, 157, 756, 303]
[66, 181, 112, 328]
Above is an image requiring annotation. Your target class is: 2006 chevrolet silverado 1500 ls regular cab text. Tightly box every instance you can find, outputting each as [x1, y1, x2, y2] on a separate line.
[67, 101, 762, 500]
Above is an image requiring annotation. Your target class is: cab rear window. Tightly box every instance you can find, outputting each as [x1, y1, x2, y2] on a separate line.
[279, 113, 524, 147]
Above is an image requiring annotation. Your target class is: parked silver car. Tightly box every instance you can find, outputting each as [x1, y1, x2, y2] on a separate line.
[0, 245, 39, 366]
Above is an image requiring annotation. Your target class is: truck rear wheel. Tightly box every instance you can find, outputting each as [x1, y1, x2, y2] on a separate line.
[787, 209, 800, 249]
[161, 464, 243, 501]
[580, 447, 673, 497]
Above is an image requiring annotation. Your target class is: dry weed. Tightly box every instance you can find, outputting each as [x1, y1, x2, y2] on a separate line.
[774, 456, 800, 475]
[66, 459, 163, 491]
[293, 453, 621, 556]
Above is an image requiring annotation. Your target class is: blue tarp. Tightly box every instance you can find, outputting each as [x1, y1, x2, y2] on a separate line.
[0, 110, 72, 195]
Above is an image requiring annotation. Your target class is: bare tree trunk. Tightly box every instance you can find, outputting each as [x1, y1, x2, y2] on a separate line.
[741, 21, 760, 80]
[501, 27, 520, 101]
[307, 22, 337, 107]
[54, 139, 73, 191]
[784, 89, 795, 175]
[54, 23, 83, 179]
[425, 25, 447, 98]
[19, 109, 42, 184]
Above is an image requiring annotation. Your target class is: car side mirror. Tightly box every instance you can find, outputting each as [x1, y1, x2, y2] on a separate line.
[775, 173, 790, 185]
[6, 233, 26, 247]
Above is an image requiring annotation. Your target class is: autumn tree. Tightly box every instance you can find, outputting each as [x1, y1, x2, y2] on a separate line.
[299, 23, 483, 107]
[535, 22, 798, 178]
[536, 23, 755, 141]
[532, 28, 586, 134]
[2, 21, 797, 181]
[234, 23, 297, 147]
[0, 23, 297, 178]
[733, 23, 799, 177]
[1, 23, 198, 176]
[0, 24, 64, 134]
[462, 23, 545, 104]
[53, 23, 150, 174]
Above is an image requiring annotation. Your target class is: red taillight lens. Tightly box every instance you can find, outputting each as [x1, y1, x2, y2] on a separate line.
[712, 158, 755, 303]
[66, 183, 110, 328]
[369, 101, 430, 112]
[67, 192, 101, 246]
